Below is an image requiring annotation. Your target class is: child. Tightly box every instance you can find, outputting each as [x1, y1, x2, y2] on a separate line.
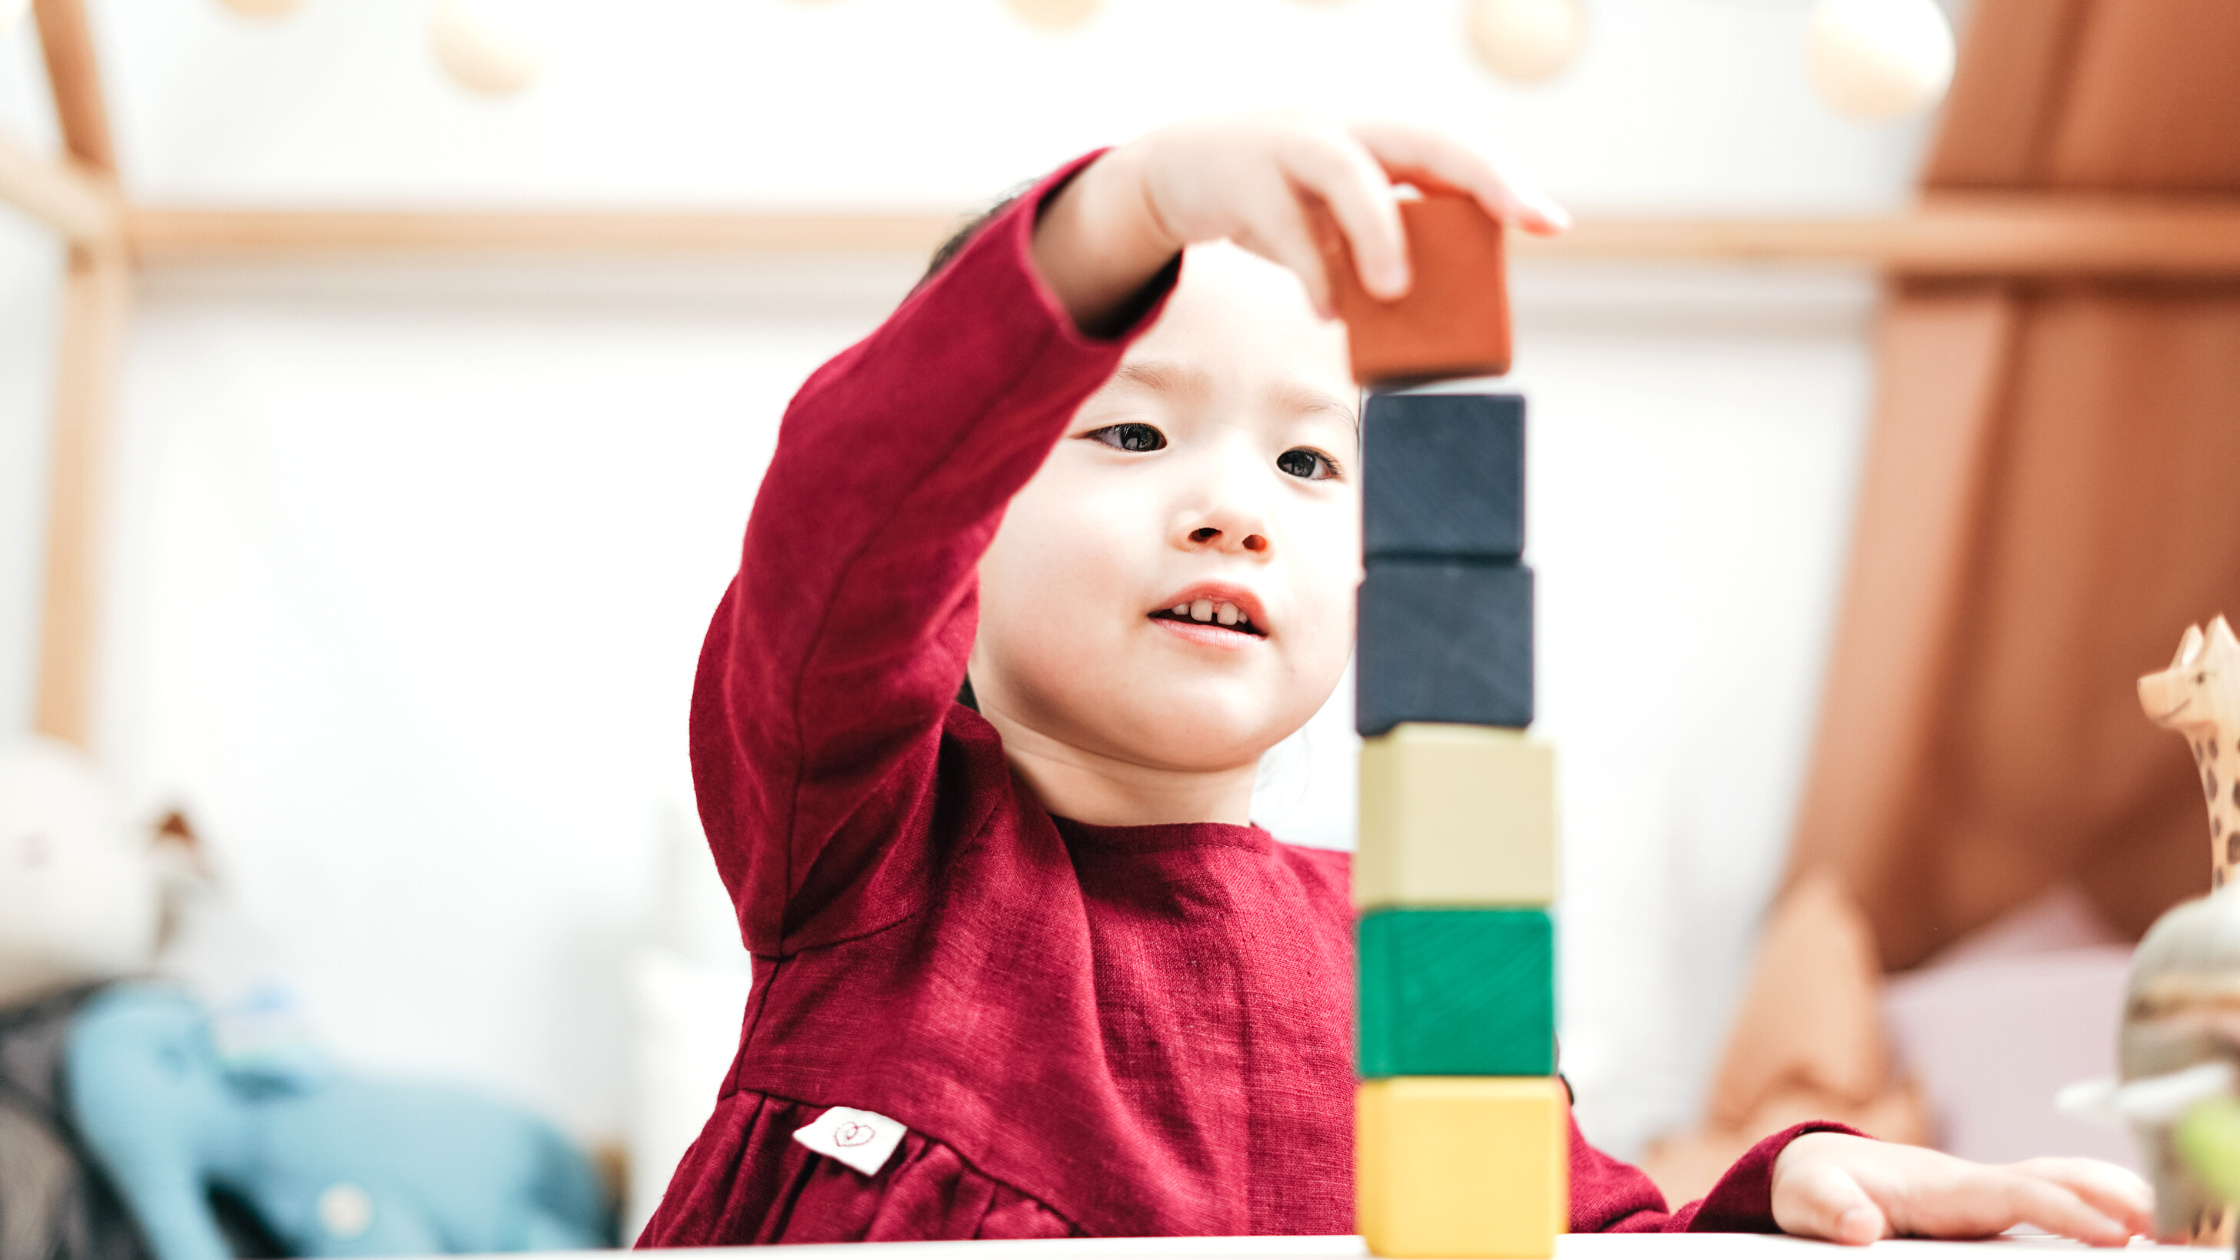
[638, 114, 2153, 1247]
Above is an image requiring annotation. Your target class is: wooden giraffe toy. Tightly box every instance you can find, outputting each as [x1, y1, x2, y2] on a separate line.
[2140, 615, 2240, 888]
[2121, 615, 2240, 1242]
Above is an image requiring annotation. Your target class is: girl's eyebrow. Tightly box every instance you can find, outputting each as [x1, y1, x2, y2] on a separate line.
[1110, 360, 1212, 400]
[1271, 380, 1357, 427]
[1106, 361, 1357, 433]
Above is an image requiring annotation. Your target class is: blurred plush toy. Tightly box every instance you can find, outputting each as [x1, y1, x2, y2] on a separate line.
[0, 738, 160, 1008]
[2065, 617, 2240, 1242]
[4, 742, 612, 1258]
[2129, 617, 2240, 1242]
[2177, 1090, 2240, 1208]
[67, 983, 612, 1260]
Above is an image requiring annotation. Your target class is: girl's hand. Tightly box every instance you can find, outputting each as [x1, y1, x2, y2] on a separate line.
[1032, 112, 1567, 333]
[1770, 1132, 2155, 1247]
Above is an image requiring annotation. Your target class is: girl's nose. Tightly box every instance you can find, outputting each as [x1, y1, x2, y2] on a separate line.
[1189, 526, 1268, 553]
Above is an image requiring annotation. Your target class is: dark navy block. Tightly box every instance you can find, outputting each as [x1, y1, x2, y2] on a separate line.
[1357, 559, 1532, 736]
[1363, 392, 1524, 560]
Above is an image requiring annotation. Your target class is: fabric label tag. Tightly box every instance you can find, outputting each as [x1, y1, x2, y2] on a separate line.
[792, 1106, 907, 1177]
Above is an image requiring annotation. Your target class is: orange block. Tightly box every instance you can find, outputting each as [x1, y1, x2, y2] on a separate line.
[1323, 196, 1512, 386]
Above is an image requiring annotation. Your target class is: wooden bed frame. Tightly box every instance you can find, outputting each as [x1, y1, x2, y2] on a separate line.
[8, 0, 2240, 751]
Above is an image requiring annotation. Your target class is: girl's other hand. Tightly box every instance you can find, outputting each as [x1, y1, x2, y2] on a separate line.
[1031, 113, 1567, 334]
[1770, 1132, 2155, 1247]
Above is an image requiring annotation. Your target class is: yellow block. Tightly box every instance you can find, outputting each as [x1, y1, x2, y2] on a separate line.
[1358, 1077, 1568, 1258]
[1356, 724, 1558, 910]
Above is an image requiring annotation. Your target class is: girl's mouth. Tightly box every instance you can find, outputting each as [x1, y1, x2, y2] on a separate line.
[1148, 599, 1267, 639]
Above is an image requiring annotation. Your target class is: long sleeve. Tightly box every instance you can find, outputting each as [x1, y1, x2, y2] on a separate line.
[689, 152, 1178, 958]
[1573, 1121, 1864, 1234]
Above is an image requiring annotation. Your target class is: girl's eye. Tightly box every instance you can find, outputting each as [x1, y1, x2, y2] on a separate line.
[1277, 448, 1337, 481]
[1091, 423, 1166, 453]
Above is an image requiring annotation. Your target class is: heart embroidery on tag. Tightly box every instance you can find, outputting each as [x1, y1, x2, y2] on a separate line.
[833, 1121, 875, 1147]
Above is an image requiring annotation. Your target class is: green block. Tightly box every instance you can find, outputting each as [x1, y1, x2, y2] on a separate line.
[1358, 908, 1554, 1079]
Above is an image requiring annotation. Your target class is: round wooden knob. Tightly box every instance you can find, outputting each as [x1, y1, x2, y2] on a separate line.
[215, 0, 305, 17]
[1807, 0, 1955, 120]
[430, 0, 546, 96]
[1007, 0, 1100, 32]
[1467, 0, 1582, 84]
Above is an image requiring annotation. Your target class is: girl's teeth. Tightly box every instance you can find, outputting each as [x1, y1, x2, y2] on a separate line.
[1216, 602, 1239, 626]
[1173, 604, 1189, 616]
[1191, 599, 1214, 622]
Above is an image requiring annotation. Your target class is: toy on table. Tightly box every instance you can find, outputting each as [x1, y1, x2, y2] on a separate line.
[0, 737, 162, 1010]
[1, 985, 157, 1260]
[2139, 616, 2240, 888]
[2111, 616, 2240, 1243]
[2062, 617, 2240, 1241]
[1, 741, 613, 1259]
[65, 982, 613, 1260]
[1343, 202, 1563, 1258]
[2178, 1092, 2240, 1208]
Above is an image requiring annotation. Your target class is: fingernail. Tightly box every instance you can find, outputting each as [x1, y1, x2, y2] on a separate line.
[1380, 260, 1409, 294]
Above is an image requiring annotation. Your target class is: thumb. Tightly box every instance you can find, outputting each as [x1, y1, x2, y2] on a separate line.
[1777, 1163, 1890, 1246]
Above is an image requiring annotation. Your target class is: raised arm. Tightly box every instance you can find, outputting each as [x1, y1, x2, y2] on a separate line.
[694, 118, 1562, 955]
[690, 154, 1172, 955]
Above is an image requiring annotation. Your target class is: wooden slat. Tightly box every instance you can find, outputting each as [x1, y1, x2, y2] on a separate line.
[123, 195, 2240, 276]
[128, 208, 962, 260]
[0, 131, 121, 244]
[32, 0, 114, 172]
[1514, 194, 2240, 276]
[33, 246, 132, 750]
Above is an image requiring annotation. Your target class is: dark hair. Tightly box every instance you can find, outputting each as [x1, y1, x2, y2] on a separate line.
[918, 184, 1032, 290]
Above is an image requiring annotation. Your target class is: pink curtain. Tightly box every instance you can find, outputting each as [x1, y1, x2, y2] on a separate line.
[1789, 0, 2240, 969]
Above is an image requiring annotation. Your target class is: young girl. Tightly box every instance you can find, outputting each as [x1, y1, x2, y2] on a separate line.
[638, 114, 2153, 1247]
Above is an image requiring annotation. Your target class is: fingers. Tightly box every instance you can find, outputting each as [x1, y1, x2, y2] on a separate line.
[1127, 112, 1556, 315]
[1231, 177, 1339, 318]
[1774, 1162, 1890, 1247]
[1970, 1170, 2134, 1247]
[2012, 1159, 2156, 1240]
[1274, 130, 1409, 301]
[1349, 121, 1571, 236]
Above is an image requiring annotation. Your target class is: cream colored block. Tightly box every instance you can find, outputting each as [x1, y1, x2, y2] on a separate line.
[1356, 723, 1557, 909]
[1357, 1077, 1569, 1258]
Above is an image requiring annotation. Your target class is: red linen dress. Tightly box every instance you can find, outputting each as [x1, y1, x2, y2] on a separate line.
[637, 155, 1851, 1246]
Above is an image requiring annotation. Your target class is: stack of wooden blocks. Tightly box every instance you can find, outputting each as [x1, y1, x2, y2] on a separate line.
[1352, 391, 1567, 1259]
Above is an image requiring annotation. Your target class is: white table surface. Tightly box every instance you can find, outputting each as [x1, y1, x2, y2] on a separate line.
[503, 1235, 2222, 1260]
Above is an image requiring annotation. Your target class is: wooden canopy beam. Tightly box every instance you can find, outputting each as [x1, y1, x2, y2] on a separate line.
[32, 246, 131, 749]
[25, 0, 127, 750]
[127, 208, 963, 261]
[1520, 194, 2240, 276]
[32, 0, 114, 172]
[121, 193, 2240, 277]
[0, 132, 122, 245]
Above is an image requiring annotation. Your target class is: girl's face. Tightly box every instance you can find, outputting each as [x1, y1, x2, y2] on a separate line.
[971, 243, 1361, 777]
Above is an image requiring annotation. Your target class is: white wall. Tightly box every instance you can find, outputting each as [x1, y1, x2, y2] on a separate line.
[0, 0, 1928, 1169]
[100, 257, 910, 1137]
[1510, 265, 1874, 1154]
